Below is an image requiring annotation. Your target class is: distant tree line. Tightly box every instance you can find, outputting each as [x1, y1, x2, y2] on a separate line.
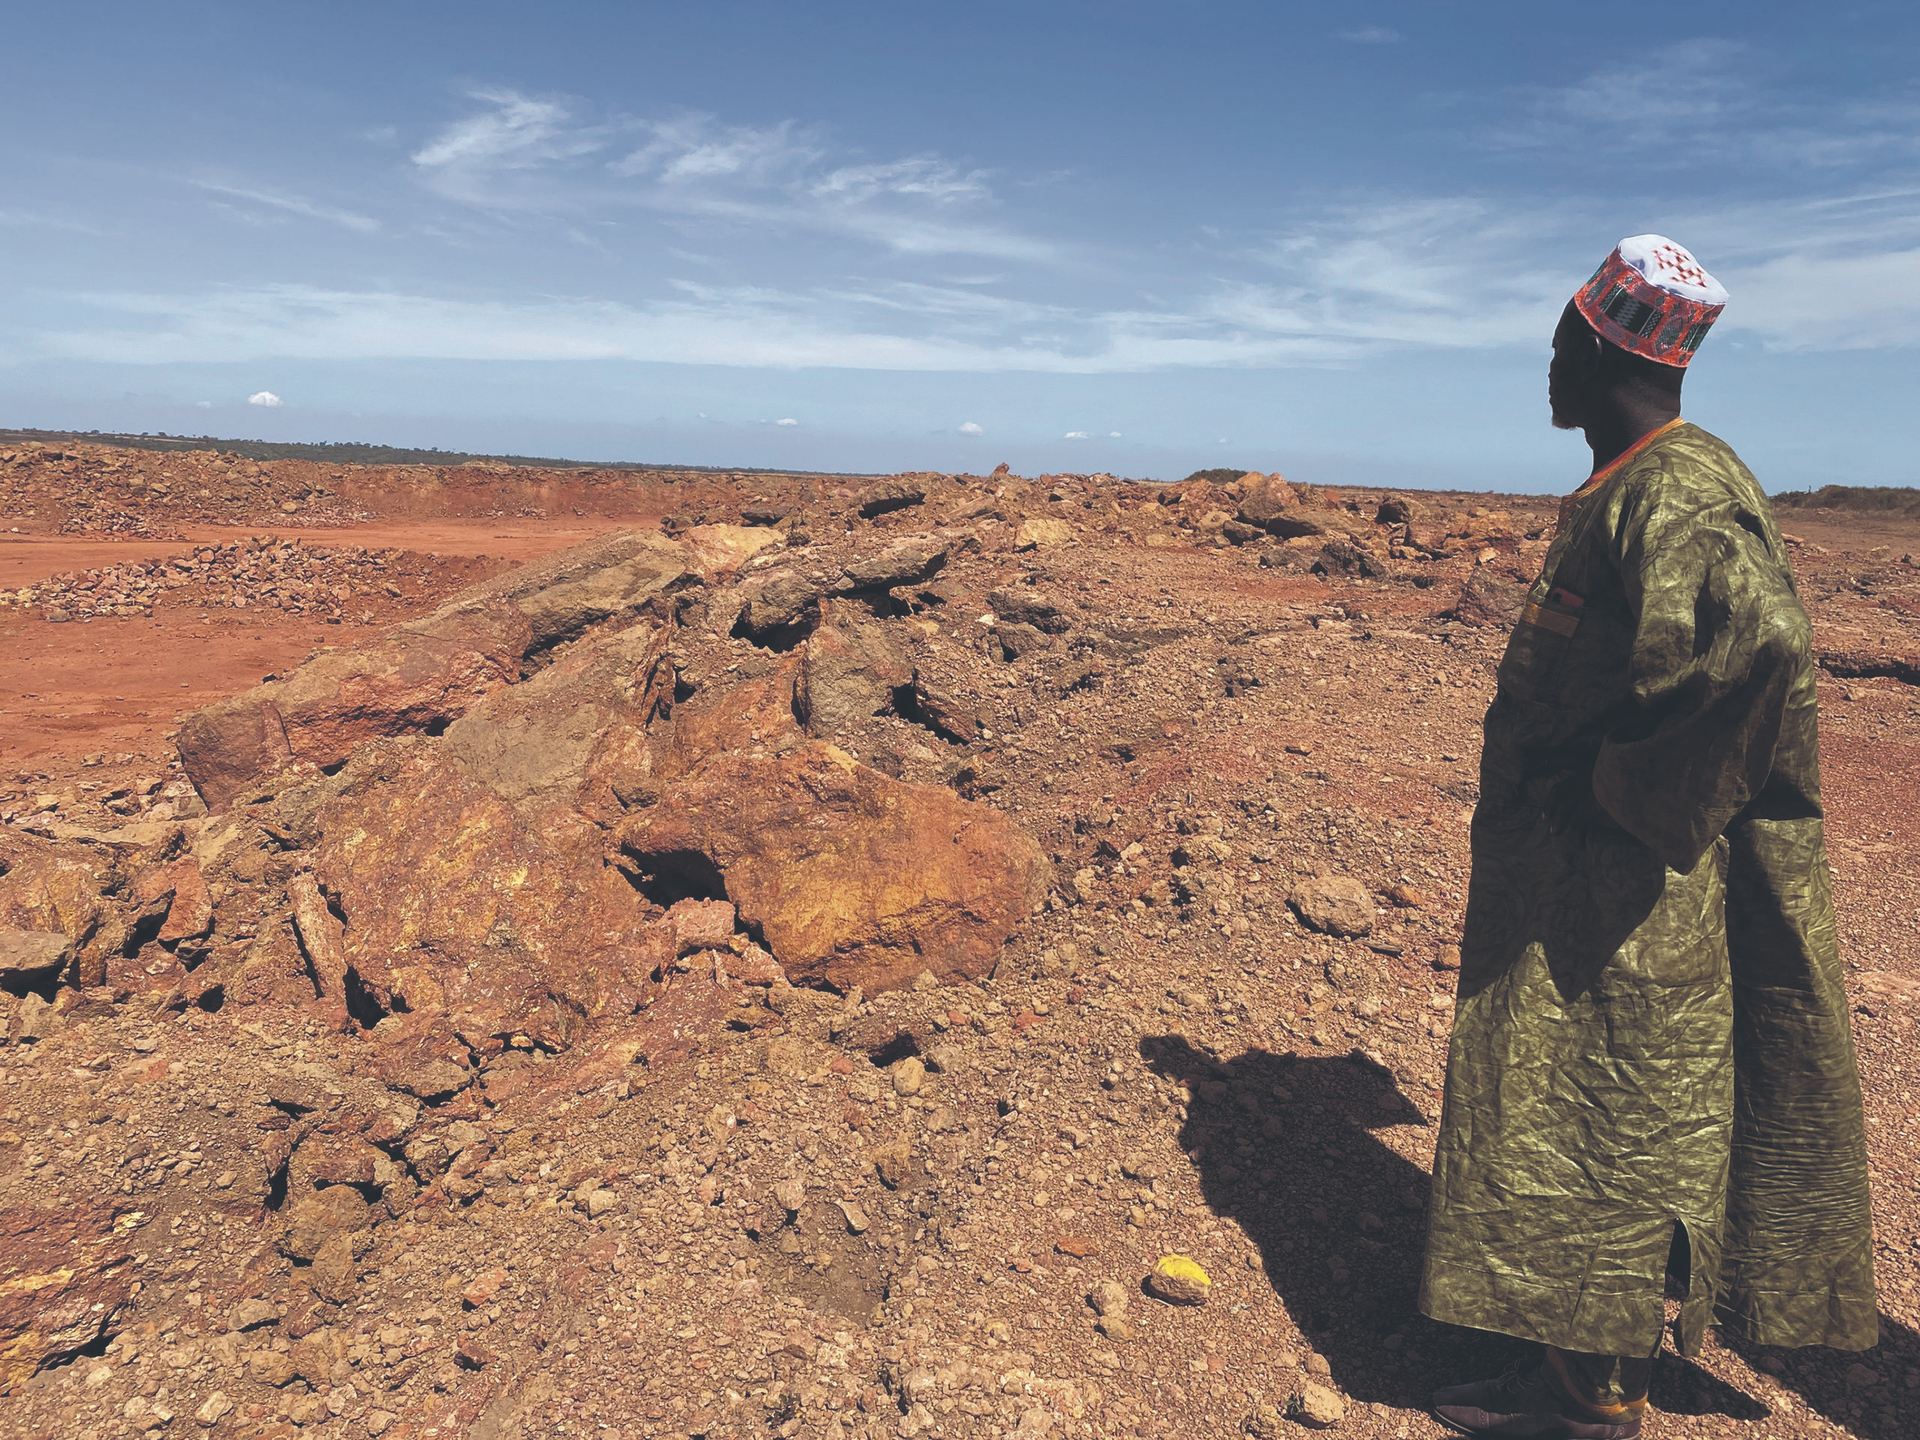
[1773, 484, 1920, 516]
[0, 427, 827, 474]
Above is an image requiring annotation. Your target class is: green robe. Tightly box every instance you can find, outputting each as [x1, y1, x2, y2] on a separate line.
[1418, 421, 1877, 1358]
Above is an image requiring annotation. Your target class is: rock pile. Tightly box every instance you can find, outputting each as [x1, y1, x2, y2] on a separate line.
[3, 537, 487, 623]
[0, 440, 365, 531]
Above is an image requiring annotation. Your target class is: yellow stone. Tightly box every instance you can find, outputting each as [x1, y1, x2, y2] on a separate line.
[1146, 1253, 1211, 1305]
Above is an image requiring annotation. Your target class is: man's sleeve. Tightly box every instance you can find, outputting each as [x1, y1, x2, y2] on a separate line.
[1589, 464, 1807, 874]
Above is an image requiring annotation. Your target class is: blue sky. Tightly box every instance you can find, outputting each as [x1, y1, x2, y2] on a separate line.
[3, 2, 1918, 489]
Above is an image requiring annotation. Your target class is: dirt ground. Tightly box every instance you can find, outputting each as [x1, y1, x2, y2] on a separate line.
[3, 444, 1919, 1440]
[0, 520, 640, 785]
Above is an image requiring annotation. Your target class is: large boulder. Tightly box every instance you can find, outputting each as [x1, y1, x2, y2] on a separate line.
[856, 478, 927, 519]
[675, 524, 784, 578]
[795, 611, 913, 741]
[734, 572, 820, 645]
[1235, 473, 1299, 530]
[1448, 566, 1528, 628]
[177, 529, 705, 810]
[299, 621, 679, 1045]
[0, 1204, 136, 1395]
[0, 929, 72, 989]
[1237, 473, 1353, 540]
[442, 528, 698, 649]
[621, 672, 1049, 993]
[0, 831, 129, 987]
[309, 742, 665, 1049]
[176, 601, 532, 810]
[440, 622, 672, 816]
[838, 537, 949, 591]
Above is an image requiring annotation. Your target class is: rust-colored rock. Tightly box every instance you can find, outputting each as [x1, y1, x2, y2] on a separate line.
[796, 610, 913, 741]
[310, 748, 657, 1048]
[839, 536, 948, 591]
[0, 831, 125, 987]
[287, 620, 679, 1048]
[175, 530, 706, 812]
[0, 929, 72, 988]
[1448, 565, 1528, 628]
[177, 601, 531, 810]
[440, 621, 672, 816]
[1287, 875, 1375, 938]
[676, 523, 784, 578]
[0, 1204, 137, 1395]
[281, 1184, 371, 1262]
[287, 871, 349, 1032]
[856, 477, 927, 518]
[134, 856, 214, 943]
[621, 688, 1049, 992]
[1235, 473, 1299, 531]
[443, 528, 696, 648]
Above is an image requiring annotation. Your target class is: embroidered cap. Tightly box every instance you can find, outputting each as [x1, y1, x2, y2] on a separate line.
[1572, 235, 1729, 368]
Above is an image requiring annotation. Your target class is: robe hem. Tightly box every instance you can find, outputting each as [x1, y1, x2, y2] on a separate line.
[1712, 1294, 1879, 1353]
[1419, 1260, 1665, 1360]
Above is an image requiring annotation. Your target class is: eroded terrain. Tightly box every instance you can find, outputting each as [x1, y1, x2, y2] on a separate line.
[2, 438, 1918, 1440]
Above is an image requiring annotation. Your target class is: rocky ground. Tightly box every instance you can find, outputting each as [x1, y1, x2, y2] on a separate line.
[2, 445, 1919, 1440]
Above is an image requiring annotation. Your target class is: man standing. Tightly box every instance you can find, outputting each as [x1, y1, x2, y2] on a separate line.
[1420, 236, 1877, 1439]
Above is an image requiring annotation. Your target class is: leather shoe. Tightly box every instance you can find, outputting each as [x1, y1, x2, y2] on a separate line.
[1433, 1364, 1644, 1438]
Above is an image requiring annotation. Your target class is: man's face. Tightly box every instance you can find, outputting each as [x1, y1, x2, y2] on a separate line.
[1548, 301, 1598, 431]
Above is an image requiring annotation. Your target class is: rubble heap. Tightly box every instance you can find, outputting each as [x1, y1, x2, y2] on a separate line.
[3, 538, 490, 624]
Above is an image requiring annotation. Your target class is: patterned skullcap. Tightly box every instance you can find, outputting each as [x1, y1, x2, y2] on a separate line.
[1572, 235, 1729, 368]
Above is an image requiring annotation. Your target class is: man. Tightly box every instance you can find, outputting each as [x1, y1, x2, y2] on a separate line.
[1419, 236, 1877, 1439]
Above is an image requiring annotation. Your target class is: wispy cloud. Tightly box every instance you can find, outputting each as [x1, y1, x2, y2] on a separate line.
[408, 91, 1052, 260]
[1334, 26, 1402, 45]
[1492, 40, 1920, 173]
[191, 180, 381, 233]
[19, 279, 1384, 372]
[412, 90, 609, 175]
[1502, 39, 1749, 155]
[609, 114, 818, 185]
[29, 169, 1920, 373]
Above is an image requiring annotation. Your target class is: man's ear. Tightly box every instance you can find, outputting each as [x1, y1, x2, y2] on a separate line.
[1576, 327, 1604, 378]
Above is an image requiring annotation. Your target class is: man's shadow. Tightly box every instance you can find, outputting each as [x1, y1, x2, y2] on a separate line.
[1140, 1035, 1919, 1437]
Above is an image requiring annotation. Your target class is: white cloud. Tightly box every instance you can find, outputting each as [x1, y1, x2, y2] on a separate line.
[409, 94, 1053, 260]
[1109, 431, 1122, 438]
[811, 158, 990, 207]
[247, 390, 283, 406]
[1064, 430, 1090, 439]
[191, 181, 380, 233]
[1488, 40, 1920, 173]
[959, 421, 983, 435]
[613, 115, 816, 185]
[412, 89, 602, 171]
[195, 400, 211, 408]
[34, 177, 1920, 376]
[1335, 26, 1402, 44]
[1503, 40, 1748, 157]
[776, 417, 798, 425]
